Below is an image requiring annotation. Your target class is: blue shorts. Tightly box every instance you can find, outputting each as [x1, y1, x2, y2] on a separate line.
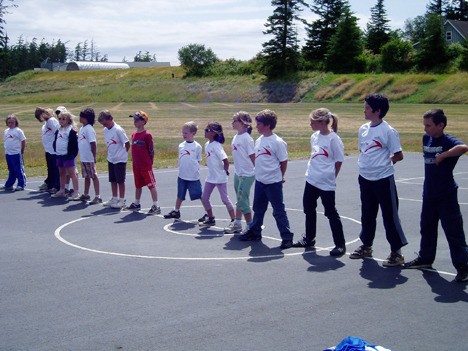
[177, 177, 202, 201]
[56, 156, 75, 168]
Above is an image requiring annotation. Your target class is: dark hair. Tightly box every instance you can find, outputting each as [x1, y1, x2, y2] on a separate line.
[423, 109, 447, 128]
[255, 109, 277, 130]
[6, 114, 19, 127]
[98, 110, 113, 123]
[233, 111, 253, 134]
[80, 108, 96, 126]
[365, 93, 389, 119]
[207, 121, 225, 144]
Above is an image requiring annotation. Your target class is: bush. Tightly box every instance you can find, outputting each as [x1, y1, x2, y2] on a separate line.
[381, 38, 413, 72]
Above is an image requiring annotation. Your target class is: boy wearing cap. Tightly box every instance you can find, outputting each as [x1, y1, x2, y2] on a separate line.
[98, 110, 130, 209]
[125, 111, 160, 215]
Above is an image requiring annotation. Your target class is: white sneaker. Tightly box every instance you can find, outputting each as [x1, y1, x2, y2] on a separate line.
[224, 220, 243, 234]
[102, 198, 117, 207]
[111, 200, 125, 209]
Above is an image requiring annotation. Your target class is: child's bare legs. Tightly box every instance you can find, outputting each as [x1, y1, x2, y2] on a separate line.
[65, 166, 79, 194]
[118, 182, 125, 199]
[92, 176, 100, 196]
[111, 182, 118, 198]
[58, 167, 67, 193]
[84, 177, 91, 195]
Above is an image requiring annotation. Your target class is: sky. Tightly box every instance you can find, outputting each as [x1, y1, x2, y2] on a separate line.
[4, 0, 430, 65]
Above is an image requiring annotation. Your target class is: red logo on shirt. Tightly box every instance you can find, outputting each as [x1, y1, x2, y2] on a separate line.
[364, 139, 382, 152]
[256, 147, 271, 159]
[311, 147, 329, 159]
[233, 145, 238, 151]
[180, 150, 190, 159]
[207, 151, 211, 157]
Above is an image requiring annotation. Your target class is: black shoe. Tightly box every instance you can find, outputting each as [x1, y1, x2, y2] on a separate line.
[199, 217, 216, 227]
[403, 257, 432, 269]
[454, 266, 468, 282]
[164, 210, 181, 219]
[292, 238, 315, 248]
[238, 230, 261, 241]
[280, 240, 293, 250]
[198, 214, 208, 223]
[330, 246, 346, 256]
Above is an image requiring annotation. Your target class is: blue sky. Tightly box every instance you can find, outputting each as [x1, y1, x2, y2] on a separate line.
[5, 0, 429, 65]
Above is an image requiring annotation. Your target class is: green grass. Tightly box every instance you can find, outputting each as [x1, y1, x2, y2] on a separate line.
[1, 102, 467, 180]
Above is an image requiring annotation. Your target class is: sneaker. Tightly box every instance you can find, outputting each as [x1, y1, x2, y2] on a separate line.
[404, 257, 432, 269]
[349, 245, 373, 259]
[382, 252, 405, 267]
[124, 202, 141, 211]
[454, 267, 468, 282]
[69, 193, 82, 201]
[102, 198, 118, 207]
[1, 185, 14, 191]
[38, 183, 49, 191]
[330, 246, 346, 256]
[238, 229, 262, 242]
[147, 205, 161, 215]
[48, 188, 58, 194]
[198, 214, 209, 223]
[65, 189, 73, 197]
[89, 196, 103, 205]
[78, 194, 91, 202]
[292, 238, 316, 248]
[280, 240, 293, 250]
[224, 220, 242, 234]
[51, 191, 67, 198]
[111, 200, 125, 209]
[14, 186, 24, 191]
[164, 210, 181, 219]
[199, 216, 216, 227]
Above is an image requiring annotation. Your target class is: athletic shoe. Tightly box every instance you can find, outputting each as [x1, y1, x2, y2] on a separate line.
[78, 194, 91, 202]
[124, 203, 141, 211]
[280, 240, 293, 250]
[292, 238, 316, 248]
[14, 186, 24, 191]
[111, 200, 125, 209]
[65, 189, 73, 196]
[349, 245, 373, 259]
[403, 257, 432, 269]
[89, 196, 103, 205]
[1, 185, 14, 191]
[38, 183, 49, 191]
[51, 191, 67, 198]
[382, 252, 405, 267]
[102, 198, 118, 207]
[224, 220, 242, 234]
[330, 246, 346, 256]
[48, 188, 58, 194]
[199, 217, 216, 227]
[454, 267, 468, 282]
[198, 214, 209, 223]
[164, 210, 181, 219]
[238, 229, 262, 242]
[69, 194, 83, 201]
[147, 205, 161, 215]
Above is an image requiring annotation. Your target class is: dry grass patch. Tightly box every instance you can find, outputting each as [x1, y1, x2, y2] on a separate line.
[387, 75, 437, 100]
[314, 76, 356, 100]
[342, 75, 394, 101]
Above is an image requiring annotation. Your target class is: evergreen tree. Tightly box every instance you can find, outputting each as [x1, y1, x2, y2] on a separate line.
[261, 0, 308, 78]
[302, 0, 349, 65]
[366, 0, 391, 54]
[325, 8, 363, 73]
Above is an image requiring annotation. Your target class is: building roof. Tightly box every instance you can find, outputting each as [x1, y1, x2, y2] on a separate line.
[445, 19, 468, 40]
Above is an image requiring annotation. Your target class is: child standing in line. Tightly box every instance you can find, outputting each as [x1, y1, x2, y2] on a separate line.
[55, 106, 75, 196]
[98, 110, 130, 210]
[2, 115, 26, 191]
[224, 111, 255, 234]
[349, 93, 407, 266]
[35, 107, 60, 193]
[51, 111, 80, 199]
[77, 108, 101, 204]
[238, 109, 294, 250]
[124, 111, 160, 215]
[163, 121, 203, 220]
[199, 122, 235, 227]
[292, 108, 346, 256]
[404, 109, 468, 282]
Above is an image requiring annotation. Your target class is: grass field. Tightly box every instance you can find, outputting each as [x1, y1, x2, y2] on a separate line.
[0, 102, 467, 180]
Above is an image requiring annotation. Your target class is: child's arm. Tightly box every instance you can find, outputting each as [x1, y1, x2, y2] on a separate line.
[280, 160, 287, 183]
[90, 141, 97, 163]
[21, 140, 26, 154]
[223, 158, 230, 176]
[391, 151, 403, 164]
[435, 144, 468, 166]
[125, 141, 130, 152]
[335, 161, 342, 177]
[249, 153, 255, 166]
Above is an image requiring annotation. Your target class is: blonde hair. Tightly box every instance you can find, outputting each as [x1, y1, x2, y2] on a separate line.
[183, 121, 198, 134]
[310, 108, 339, 133]
[232, 111, 253, 134]
[58, 111, 76, 129]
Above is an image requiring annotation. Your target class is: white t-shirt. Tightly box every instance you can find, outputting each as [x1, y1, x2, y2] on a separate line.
[78, 124, 97, 162]
[254, 133, 288, 184]
[4, 127, 26, 155]
[55, 125, 72, 156]
[103, 123, 129, 164]
[205, 140, 228, 184]
[305, 131, 344, 191]
[232, 132, 255, 177]
[358, 120, 402, 181]
[178, 140, 202, 181]
[42, 118, 59, 154]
